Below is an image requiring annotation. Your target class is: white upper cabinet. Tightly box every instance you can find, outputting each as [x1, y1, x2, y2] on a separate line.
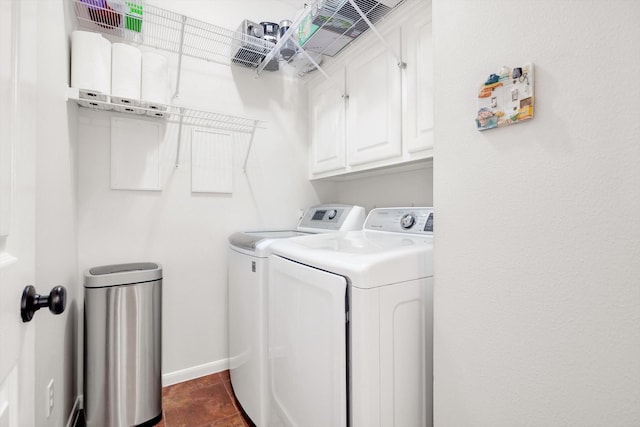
[403, 10, 434, 155]
[309, 70, 347, 175]
[346, 28, 402, 167]
[307, 0, 433, 180]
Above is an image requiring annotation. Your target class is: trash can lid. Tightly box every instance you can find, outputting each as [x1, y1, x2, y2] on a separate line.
[84, 262, 162, 288]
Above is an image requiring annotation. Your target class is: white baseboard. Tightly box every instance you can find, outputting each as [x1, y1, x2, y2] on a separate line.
[66, 395, 82, 427]
[162, 358, 229, 387]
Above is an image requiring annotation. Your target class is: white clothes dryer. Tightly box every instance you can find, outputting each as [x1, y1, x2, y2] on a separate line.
[227, 204, 366, 427]
[267, 207, 434, 427]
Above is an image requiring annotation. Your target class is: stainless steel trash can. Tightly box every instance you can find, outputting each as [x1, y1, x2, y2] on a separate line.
[84, 262, 162, 427]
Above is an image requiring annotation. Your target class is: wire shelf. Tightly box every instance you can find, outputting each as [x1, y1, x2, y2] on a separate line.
[257, 0, 405, 77]
[72, 0, 275, 69]
[67, 88, 265, 133]
[303, 0, 405, 58]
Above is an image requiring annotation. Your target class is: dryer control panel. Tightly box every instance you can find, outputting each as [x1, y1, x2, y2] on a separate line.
[364, 207, 434, 235]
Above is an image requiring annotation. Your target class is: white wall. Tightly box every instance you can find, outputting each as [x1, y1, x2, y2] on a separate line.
[34, 1, 79, 426]
[433, 1, 640, 425]
[323, 166, 434, 211]
[77, 1, 321, 379]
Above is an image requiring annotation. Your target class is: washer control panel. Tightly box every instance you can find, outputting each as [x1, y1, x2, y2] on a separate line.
[364, 207, 434, 235]
[400, 213, 416, 229]
[297, 204, 366, 232]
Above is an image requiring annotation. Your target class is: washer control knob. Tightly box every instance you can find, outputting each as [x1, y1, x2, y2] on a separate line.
[327, 209, 338, 220]
[400, 213, 416, 229]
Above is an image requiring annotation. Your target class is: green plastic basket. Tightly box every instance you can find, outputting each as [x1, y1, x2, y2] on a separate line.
[125, 2, 143, 32]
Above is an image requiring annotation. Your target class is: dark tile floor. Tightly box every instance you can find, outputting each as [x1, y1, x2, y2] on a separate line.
[159, 370, 253, 427]
[77, 370, 253, 427]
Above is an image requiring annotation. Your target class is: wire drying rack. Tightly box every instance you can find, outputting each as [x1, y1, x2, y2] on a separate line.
[301, 0, 404, 58]
[257, 0, 407, 92]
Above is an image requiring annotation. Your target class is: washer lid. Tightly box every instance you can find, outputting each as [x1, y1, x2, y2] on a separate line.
[268, 230, 433, 289]
[229, 230, 305, 249]
[228, 230, 310, 256]
[84, 262, 162, 288]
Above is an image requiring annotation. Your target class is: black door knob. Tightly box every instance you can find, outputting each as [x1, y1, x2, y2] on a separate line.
[21, 285, 67, 323]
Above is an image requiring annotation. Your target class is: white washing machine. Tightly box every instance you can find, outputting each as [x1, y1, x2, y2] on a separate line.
[267, 207, 434, 427]
[227, 204, 366, 427]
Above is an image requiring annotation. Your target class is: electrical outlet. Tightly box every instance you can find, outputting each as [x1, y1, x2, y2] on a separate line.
[46, 379, 54, 419]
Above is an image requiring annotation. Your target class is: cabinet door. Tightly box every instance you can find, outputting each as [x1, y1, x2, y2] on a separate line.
[347, 29, 402, 167]
[309, 70, 347, 175]
[404, 12, 434, 154]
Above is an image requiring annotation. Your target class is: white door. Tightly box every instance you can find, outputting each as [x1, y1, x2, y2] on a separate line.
[0, 0, 37, 426]
[268, 255, 347, 427]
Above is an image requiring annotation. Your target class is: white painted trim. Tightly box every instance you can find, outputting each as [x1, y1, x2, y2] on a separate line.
[162, 359, 229, 387]
[0, 252, 17, 270]
[65, 395, 82, 427]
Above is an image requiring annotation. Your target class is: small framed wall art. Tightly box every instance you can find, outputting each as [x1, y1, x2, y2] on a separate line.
[476, 63, 534, 131]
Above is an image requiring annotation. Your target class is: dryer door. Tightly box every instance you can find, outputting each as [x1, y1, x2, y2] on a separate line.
[268, 255, 347, 427]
